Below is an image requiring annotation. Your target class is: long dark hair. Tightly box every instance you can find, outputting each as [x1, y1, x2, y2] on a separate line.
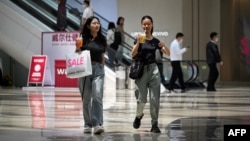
[141, 15, 154, 35]
[81, 16, 107, 47]
[108, 22, 116, 30]
[116, 16, 124, 25]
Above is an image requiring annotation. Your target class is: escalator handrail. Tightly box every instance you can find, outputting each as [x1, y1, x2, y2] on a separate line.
[70, 0, 172, 61]
[189, 62, 200, 82]
[42, 0, 80, 25]
[181, 61, 194, 83]
[10, 0, 58, 30]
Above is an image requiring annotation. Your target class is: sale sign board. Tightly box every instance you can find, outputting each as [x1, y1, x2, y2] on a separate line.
[42, 32, 80, 86]
[27, 55, 47, 85]
[55, 60, 78, 87]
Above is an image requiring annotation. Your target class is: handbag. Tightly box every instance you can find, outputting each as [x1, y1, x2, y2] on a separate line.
[65, 50, 92, 78]
[129, 45, 144, 79]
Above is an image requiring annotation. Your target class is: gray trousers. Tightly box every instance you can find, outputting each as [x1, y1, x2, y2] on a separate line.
[78, 63, 105, 127]
[135, 63, 161, 125]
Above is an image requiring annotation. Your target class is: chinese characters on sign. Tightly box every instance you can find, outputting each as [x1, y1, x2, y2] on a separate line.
[52, 33, 79, 46]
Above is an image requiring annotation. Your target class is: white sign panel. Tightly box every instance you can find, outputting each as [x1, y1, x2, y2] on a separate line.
[42, 32, 80, 85]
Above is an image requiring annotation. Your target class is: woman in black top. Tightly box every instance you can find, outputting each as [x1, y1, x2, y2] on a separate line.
[76, 16, 107, 134]
[131, 15, 169, 133]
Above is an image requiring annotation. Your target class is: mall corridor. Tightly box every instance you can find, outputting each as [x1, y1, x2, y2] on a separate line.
[1, 0, 250, 140]
[0, 85, 250, 141]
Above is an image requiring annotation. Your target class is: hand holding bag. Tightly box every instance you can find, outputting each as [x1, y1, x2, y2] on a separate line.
[65, 50, 92, 78]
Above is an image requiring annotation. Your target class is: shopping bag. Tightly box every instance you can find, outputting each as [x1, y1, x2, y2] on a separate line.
[65, 50, 92, 78]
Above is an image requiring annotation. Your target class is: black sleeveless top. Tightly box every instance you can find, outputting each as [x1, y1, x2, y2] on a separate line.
[134, 37, 161, 64]
[81, 39, 106, 63]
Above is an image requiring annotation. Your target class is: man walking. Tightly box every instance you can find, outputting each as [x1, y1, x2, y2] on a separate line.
[206, 32, 223, 92]
[168, 33, 188, 93]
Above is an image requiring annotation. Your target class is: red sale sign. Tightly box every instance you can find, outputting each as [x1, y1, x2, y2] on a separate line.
[28, 55, 47, 84]
[55, 60, 78, 87]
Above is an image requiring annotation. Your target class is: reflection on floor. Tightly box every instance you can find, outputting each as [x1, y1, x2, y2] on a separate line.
[0, 86, 250, 141]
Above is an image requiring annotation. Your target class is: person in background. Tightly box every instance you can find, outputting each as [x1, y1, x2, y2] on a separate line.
[76, 16, 107, 134]
[206, 32, 223, 92]
[168, 33, 189, 93]
[131, 15, 169, 133]
[82, 0, 93, 25]
[106, 22, 116, 46]
[116, 16, 125, 43]
[106, 22, 117, 70]
[56, 0, 67, 31]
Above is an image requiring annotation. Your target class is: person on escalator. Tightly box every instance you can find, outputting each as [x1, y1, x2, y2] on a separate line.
[116, 17, 125, 44]
[168, 33, 189, 93]
[56, 0, 67, 31]
[82, 0, 93, 26]
[106, 22, 117, 70]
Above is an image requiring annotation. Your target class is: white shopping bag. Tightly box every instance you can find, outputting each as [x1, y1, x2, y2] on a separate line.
[65, 50, 92, 78]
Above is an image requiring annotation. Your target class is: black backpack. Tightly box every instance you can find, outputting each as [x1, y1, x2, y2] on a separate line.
[110, 30, 122, 51]
[113, 30, 122, 45]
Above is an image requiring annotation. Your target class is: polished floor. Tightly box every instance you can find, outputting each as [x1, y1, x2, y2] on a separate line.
[0, 84, 250, 141]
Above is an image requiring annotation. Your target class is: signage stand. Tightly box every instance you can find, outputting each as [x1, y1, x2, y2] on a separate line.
[27, 55, 52, 87]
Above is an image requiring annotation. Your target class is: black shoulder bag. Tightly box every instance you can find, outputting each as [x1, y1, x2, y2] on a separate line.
[129, 45, 144, 80]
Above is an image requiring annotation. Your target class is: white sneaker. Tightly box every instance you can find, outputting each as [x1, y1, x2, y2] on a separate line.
[84, 126, 92, 133]
[94, 126, 104, 134]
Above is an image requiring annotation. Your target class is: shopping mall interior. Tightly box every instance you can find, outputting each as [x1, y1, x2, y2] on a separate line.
[0, 0, 250, 140]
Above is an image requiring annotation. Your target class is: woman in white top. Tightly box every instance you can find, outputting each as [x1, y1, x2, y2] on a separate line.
[106, 22, 116, 45]
[106, 22, 117, 69]
[82, 0, 93, 25]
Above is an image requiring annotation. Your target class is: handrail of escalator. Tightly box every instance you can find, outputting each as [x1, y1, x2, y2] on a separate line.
[11, 0, 80, 31]
[41, 0, 80, 29]
[181, 60, 194, 83]
[192, 60, 208, 83]
[69, 0, 136, 51]
[9, 0, 128, 72]
[189, 61, 199, 82]
[68, 0, 172, 62]
[10, 0, 58, 30]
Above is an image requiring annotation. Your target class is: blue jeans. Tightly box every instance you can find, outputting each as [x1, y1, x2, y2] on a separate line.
[78, 63, 105, 127]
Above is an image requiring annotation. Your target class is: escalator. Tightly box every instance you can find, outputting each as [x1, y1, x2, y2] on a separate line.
[10, 0, 80, 33]
[1, 0, 206, 88]
[9, 0, 134, 72]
